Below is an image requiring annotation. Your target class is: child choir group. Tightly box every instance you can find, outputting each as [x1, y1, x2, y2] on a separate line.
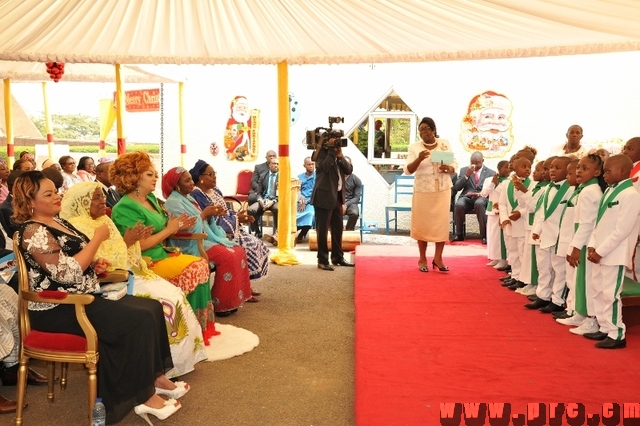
[482, 134, 640, 349]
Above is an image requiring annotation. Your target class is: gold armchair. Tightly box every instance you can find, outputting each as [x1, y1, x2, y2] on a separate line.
[12, 233, 99, 426]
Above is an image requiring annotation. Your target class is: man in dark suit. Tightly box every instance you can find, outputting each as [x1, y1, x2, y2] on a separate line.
[247, 158, 279, 245]
[95, 161, 120, 208]
[311, 139, 354, 270]
[248, 150, 277, 235]
[451, 151, 495, 243]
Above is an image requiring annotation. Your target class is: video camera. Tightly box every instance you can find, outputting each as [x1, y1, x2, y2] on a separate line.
[305, 116, 348, 150]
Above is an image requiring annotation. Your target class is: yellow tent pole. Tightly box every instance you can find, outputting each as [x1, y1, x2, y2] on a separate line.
[179, 82, 185, 167]
[3, 79, 14, 168]
[270, 61, 300, 266]
[42, 82, 54, 160]
[115, 64, 126, 155]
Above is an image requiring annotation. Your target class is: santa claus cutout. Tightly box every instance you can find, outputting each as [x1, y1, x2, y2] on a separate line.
[224, 95, 260, 161]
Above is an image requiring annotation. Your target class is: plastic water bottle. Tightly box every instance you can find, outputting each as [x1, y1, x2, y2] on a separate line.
[92, 397, 106, 426]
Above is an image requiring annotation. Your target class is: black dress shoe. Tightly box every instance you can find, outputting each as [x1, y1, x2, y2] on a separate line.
[527, 295, 538, 301]
[539, 302, 565, 313]
[552, 310, 569, 319]
[595, 337, 626, 349]
[481, 238, 487, 245]
[332, 259, 354, 267]
[318, 264, 335, 271]
[583, 331, 608, 341]
[507, 281, 525, 290]
[451, 235, 464, 242]
[525, 298, 550, 309]
[0, 365, 49, 386]
[499, 275, 512, 281]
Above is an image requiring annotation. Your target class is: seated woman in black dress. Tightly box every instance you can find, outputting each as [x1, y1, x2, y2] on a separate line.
[12, 171, 188, 424]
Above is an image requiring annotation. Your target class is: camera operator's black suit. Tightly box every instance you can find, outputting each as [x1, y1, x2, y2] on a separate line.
[311, 146, 354, 269]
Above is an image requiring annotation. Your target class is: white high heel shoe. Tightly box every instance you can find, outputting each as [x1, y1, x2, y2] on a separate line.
[134, 399, 181, 425]
[155, 381, 190, 399]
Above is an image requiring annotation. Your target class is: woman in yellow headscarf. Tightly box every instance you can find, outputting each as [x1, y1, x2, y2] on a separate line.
[60, 182, 210, 378]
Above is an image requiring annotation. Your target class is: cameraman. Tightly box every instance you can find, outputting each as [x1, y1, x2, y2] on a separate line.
[311, 138, 354, 270]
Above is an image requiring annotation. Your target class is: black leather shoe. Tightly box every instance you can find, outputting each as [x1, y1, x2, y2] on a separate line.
[527, 295, 538, 301]
[318, 264, 335, 271]
[525, 298, 550, 309]
[496, 264, 511, 272]
[332, 259, 354, 267]
[539, 302, 564, 313]
[552, 310, 569, 319]
[0, 365, 49, 386]
[499, 275, 512, 281]
[595, 337, 626, 349]
[451, 235, 464, 242]
[507, 281, 525, 290]
[501, 279, 516, 287]
[481, 238, 487, 245]
[583, 331, 608, 341]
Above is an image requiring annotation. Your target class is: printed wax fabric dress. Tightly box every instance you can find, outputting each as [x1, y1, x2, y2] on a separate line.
[111, 194, 217, 338]
[191, 186, 269, 281]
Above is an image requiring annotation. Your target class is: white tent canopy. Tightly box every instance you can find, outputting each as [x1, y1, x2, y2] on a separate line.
[0, 0, 638, 65]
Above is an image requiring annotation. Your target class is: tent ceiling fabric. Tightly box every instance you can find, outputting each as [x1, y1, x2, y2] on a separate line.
[0, 61, 182, 82]
[0, 0, 638, 65]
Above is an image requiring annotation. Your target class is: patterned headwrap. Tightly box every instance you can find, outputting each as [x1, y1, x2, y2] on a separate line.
[189, 160, 209, 183]
[161, 167, 187, 199]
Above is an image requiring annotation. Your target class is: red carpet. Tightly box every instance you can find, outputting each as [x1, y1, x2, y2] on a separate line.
[354, 246, 640, 425]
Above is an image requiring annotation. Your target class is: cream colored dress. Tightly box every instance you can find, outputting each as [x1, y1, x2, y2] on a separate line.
[403, 139, 457, 242]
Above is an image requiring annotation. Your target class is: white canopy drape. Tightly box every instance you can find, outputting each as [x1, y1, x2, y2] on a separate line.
[0, 0, 638, 65]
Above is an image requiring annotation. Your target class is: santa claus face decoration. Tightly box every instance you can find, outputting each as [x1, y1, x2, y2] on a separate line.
[460, 90, 514, 158]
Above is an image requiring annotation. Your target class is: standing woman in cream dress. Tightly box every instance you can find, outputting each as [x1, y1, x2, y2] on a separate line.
[403, 117, 457, 272]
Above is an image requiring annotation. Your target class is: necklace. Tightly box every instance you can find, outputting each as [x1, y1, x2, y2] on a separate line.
[423, 140, 438, 149]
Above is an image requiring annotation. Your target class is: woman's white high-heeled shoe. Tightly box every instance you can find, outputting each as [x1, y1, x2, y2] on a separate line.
[155, 381, 190, 399]
[134, 399, 181, 425]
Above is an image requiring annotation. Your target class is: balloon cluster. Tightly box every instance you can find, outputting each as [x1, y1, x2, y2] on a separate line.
[45, 61, 65, 82]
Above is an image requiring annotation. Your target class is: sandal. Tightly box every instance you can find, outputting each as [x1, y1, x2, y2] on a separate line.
[418, 261, 429, 273]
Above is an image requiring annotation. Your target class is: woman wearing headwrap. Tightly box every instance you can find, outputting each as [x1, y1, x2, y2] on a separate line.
[189, 159, 269, 281]
[60, 182, 209, 378]
[0, 159, 9, 204]
[109, 152, 216, 335]
[161, 167, 254, 314]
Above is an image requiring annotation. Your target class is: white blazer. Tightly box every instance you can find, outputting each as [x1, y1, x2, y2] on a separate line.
[532, 179, 574, 250]
[588, 185, 640, 268]
[499, 179, 528, 238]
[568, 184, 603, 254]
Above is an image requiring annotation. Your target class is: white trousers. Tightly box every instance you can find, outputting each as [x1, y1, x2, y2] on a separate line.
[535, 246, 555, 301]
[506, 235, 524, 281]
[486, 214, 502, 261]
[565, 257, 576, 313]
[591, 263, 626, 340]
[521, 230, 533, 285]
[550, 252, 568, 306]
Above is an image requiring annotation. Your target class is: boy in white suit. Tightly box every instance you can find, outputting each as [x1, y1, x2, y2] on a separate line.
[481, 161, 509, 267]
[526, 156, 574, 312]
[585, 155, 640, 349]
[499, 158, 531, 289]
[515, 161, 548, 297]
[621, 137, 640, 281]
[553, 159, 579, 314]
[562, 154, 606, 333]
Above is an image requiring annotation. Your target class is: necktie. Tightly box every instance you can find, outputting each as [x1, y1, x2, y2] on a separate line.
[268, 173, 277, 198]
[474, 170, 479, 185]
